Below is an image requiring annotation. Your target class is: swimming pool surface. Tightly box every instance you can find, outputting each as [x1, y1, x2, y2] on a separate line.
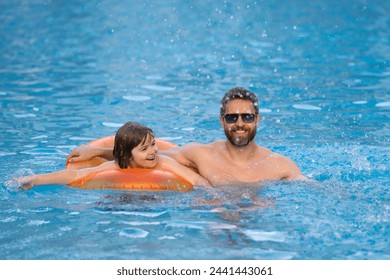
[1, 0, 389, 259]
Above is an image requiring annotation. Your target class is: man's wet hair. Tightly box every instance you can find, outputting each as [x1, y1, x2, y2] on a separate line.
[220, 87, 259, 116]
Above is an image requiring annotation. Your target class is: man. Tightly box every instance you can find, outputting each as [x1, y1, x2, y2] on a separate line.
[67, 87, 307, 186]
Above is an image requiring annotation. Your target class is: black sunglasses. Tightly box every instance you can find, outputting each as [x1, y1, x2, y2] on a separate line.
[223, 113, 257, 124]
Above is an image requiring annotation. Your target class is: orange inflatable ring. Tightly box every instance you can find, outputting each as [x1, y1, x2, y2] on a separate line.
[66, 136, 192, 191]
[69, 169, 192, 191]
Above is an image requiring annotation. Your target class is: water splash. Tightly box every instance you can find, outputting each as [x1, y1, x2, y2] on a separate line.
[3, 168, 35, 192]
[119, 227, 149, 238]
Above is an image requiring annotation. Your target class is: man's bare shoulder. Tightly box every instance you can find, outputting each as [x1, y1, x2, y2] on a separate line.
[163, 141, 223, 170]
[180, 140, 224, 152]
[255, 146, 298, 168]
[262, 148, 305, 179]
[264, 149, 292, 163]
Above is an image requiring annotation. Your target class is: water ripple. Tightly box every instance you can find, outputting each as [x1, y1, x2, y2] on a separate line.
[375, 101, 390, 107]
[119, 227, 149, 238]
[242, 230, 287, 243]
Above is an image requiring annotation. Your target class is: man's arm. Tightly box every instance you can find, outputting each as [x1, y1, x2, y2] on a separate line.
[66, 138, 177, 164]
[158, 155, 210, 186]
[66, 145, 114, 164]
[160, 142, 202, 172]
[277, 155, 309, 181]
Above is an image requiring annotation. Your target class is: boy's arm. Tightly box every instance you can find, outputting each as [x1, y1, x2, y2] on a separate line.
[14, 161, 117, 189]
[14, 169, 76, 190]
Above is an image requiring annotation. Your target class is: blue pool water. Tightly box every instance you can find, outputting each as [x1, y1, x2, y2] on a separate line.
[1, 0, 389, 259]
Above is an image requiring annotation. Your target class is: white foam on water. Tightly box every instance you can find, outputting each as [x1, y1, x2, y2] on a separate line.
[27, 208, 52, 213]
[160, 136, 183, 141]
[158, 235, 177, 240]
[122, 221, 160, 226]
[208, 222, 237, 230]
[23, 145, 36, 148]
[166, 220, 208, 230]
[375, 101, 390, 107]
[13, 113, 37, 118]
[166, 220, 236, 231]
[123, 95, 151, 101]
[96, 221, 111, 225]
[0, 217, 17, 223]
[69, 136, 95, 141]
[102, 122, 123, 128]
[251, 248, 297, 260]
[119, 227, 149, 238]
[259, 108, 272, 113]
[59, 227, 72, 232]
[242, 230, 287, 242]
[0, 152, 17, 157]
[55, 145, 78, 149]
[31, 135, 48, 140]
[353, 100, 368, 105]
[181, 127, 195, 131]
[20, 148, 67, 155]
[292, 104, 321, 111]
[27, 220, 50, 226]
[141, 85, 176, 91]
[110, 211, 168, 217]
[145, 75, 163, 80]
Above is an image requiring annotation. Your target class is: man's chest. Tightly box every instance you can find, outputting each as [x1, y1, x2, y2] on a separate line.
[197, 158, 280, 185]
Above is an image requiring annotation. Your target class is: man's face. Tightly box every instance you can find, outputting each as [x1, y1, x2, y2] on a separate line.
[220, 99, 260, 147]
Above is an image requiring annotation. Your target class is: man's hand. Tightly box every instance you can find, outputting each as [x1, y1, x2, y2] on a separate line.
[66, 145, 100, 164]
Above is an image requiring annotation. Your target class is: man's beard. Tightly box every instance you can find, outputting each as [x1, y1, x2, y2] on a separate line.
[224, 125, 256, 147]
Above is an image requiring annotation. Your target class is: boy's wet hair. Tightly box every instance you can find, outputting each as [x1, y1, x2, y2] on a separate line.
[220, 87, 259, 116]
[113, 122, 154, 168]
